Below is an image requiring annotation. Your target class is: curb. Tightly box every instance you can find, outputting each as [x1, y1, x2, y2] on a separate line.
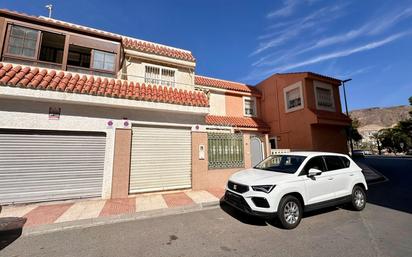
[22, 200, 221, 236]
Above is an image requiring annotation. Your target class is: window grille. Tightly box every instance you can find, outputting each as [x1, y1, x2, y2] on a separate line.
[145, 65, 175, 87]
[286, 88, 302, 109]
[208, 133, 244, 169]
[316, 87, 333, 108]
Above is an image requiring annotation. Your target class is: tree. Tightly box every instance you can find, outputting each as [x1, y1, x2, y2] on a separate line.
[349, 118, 363, 143]
[377, 96, 412, 154]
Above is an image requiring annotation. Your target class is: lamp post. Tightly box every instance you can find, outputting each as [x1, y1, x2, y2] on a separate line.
[342, 78, 353, 156]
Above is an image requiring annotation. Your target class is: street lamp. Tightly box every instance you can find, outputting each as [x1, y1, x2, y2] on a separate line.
[341, 78, 353, 156]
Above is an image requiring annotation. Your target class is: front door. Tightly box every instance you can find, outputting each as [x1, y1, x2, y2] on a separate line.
[301, 156, 336, 205]
[250, 137, 263, 167]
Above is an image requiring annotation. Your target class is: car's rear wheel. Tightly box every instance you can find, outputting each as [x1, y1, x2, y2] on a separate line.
[351, 185, 366, 211]
[277, 195, 302, 229]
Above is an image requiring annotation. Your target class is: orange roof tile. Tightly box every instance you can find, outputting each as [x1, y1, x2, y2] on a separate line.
[195, 75, 260, 94]
[205, 115, 269, 130]
[0, 63, 208, 107]
[123, 38, 195, 62]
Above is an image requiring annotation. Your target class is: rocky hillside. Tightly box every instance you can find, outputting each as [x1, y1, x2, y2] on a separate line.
[349, 105, 411, 128]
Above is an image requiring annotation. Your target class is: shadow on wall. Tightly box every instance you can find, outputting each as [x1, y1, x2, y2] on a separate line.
[0, 217, 26, 250]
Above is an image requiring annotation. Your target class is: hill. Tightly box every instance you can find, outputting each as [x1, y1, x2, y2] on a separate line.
[349, 105, 410, 128]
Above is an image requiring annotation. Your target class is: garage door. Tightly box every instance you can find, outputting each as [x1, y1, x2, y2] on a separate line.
[129, 126, 191, 193]
[0, 130, 106, 204]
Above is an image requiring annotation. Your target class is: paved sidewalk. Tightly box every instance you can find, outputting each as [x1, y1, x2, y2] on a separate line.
[0, 188, 225, 231]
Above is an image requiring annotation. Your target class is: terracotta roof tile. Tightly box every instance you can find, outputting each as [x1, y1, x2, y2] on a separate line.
[0, 63, 208, 108]
[205, 115, 269, 130]
[195, 75, 260, 94]
[122, 38, 195, 62]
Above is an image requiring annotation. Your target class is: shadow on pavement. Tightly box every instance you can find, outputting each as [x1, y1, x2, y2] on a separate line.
[219, 201, 268, 226]
[220, 200, 342, 229]
[355, 156, 412, 214]
[0, 217, 26, 251]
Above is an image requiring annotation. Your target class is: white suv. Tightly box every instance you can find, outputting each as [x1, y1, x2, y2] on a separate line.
[224, 152, 367, 229]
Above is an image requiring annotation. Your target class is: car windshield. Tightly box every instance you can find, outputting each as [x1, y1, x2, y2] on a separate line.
[254, 155, 306, 174]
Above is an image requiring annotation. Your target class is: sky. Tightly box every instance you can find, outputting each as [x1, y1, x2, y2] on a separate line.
[1, 0, 412, 110]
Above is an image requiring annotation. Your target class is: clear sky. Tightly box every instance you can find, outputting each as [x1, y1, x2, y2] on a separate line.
[2, 0, 412, 110]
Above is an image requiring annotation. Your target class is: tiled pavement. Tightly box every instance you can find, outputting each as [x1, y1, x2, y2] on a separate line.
[0, 189, 225, 229]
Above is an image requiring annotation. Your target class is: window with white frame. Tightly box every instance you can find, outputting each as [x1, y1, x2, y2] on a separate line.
[145, 65, 175, 87]
[284, 82, 303, 112]
[314, 81, 335, 111]
[243, 97, 256, 116]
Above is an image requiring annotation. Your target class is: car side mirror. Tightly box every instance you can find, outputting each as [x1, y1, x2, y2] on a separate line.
[308, 168, 322, 177]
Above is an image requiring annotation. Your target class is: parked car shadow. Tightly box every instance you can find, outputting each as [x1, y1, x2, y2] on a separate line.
[220, 200, 341, 229]
[0, 217, 26, 250]
[219, 201, 267, 226]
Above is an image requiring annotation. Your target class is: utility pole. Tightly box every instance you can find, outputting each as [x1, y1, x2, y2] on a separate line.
[342, 78, 353, 156]
[45, 4, 53, 18]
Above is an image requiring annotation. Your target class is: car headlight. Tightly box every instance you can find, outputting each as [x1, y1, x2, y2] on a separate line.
[251, 185, 275, 193]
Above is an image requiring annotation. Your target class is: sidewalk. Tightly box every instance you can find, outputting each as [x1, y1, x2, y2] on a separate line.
[0, 188, 225, 233]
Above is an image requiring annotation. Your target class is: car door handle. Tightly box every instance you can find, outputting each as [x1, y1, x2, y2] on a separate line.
[328, 177, 334, 180]
[349, 174, 354, 176]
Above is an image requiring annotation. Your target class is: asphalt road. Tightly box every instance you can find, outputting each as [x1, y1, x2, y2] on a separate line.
[1, 156, 411, 257]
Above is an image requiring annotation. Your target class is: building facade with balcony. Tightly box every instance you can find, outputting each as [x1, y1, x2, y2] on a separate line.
[0, 9, 350, 205]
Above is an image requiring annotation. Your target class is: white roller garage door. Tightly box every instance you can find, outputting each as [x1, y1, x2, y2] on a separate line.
[0, 130, 106, 204]
[129, 126, 191, 193]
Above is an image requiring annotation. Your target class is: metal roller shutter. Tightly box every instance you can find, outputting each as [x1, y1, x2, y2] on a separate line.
[0, 130, 106, 204]
[129, 126, 191, 193]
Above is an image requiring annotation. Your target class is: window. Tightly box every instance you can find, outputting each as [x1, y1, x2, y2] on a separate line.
[161, 68, 175, 87]
[145, 65, 175, 87]
[314, 81, 335, 111]
[67, 46, 115, 74]
[324, 156, 345, 171]
[208, 133, 244, 169]
[339, 156, 351, 168]
[284, 82, 304, 112]
[92, 50, 115, 71]
[39, 32, 65, 64]
[7, 25, 39, 58]
[255, 155, 306, 174]
[67, 45, 91, 68]
[300, 156, 326, 176]
[243, 97, 256, 116]
[269, 137, 277, 149]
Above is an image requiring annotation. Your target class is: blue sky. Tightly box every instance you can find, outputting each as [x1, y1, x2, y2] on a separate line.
[2, 0, 412, 110]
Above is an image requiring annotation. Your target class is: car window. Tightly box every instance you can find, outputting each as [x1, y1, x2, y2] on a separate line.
[255, 155, 306, 174]
[300, 156, 326, 176]
[324, 156, 345, 171]
[340, 156, 351, 168]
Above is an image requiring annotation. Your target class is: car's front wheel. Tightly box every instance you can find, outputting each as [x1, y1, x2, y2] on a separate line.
[277, 195, 302, 229]
[351, 185, 366, 211]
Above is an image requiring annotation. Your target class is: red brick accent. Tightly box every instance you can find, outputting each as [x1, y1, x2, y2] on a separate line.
[99, 198, 135, 217]
[23, 203, 73, 227]
[162, 193, 194, 208]
[0, 63, 209, 107]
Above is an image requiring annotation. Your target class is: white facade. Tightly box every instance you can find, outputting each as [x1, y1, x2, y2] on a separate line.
[0, 88, 207, 199]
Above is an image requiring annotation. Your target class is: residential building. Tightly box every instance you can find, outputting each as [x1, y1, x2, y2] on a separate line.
[0, 9, 350, 205]
[257, 73, 351, 154]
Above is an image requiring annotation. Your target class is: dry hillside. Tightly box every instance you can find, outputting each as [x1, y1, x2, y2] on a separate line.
[349, 105, 411, 128]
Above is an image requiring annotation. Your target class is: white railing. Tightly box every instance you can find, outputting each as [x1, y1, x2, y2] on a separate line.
[271, 149, 291, 155]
